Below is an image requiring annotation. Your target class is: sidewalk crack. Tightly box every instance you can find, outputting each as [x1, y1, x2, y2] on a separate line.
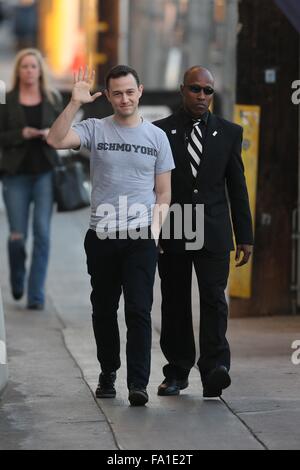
[221, 398, 269, 450]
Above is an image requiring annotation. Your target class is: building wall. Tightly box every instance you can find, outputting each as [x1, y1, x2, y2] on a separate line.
[230, 0, 299, 316]
[128, 0, 238, 120]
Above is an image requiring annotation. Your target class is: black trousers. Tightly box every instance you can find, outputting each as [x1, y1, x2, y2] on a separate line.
[158, 249, 231, 383]
[84, 229, 157, 389]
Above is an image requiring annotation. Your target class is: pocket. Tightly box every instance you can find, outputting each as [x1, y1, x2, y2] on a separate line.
[142, 237, 159, 259]
[84, 229, 92, 255]
[84, 230, 98, 267]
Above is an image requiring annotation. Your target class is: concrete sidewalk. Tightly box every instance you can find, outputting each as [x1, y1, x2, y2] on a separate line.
[1, 209, 300, 450]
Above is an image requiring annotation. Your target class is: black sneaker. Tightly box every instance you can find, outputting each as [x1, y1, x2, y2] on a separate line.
[27, 303, 44, 311]
[96, 372, 117, 399]
[128, 385, 149, 407]
[13, 290, 24, 301]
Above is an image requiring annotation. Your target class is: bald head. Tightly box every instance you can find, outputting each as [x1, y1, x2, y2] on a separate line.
[181, 66, 215, 118]
[183, 66, 215, 86]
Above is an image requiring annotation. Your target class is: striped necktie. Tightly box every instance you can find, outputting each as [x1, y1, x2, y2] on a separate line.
[188, 120, 203, 178]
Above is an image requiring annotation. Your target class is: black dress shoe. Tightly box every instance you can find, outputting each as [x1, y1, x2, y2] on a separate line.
[96, 372, 117, 398]
[203, 387, 223, 398]
[128, 385, 149, 406]
[203, 366, 231, 398]
[157, 378, 189, 396]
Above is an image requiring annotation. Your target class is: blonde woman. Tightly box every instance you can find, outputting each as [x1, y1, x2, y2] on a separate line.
[0, 49, 62, 310]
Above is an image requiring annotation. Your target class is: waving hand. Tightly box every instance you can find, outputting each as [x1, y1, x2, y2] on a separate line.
[72, 67, 102, 105]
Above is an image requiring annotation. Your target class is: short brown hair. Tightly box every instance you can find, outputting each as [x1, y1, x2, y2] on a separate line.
[105, 65, 140, 90]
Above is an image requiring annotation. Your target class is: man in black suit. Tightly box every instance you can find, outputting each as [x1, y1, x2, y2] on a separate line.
[154, 66, 254, 398]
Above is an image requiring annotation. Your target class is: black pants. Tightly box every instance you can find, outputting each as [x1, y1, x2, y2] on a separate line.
[84, 229, 157, 389]
[158, 249, 230, 383]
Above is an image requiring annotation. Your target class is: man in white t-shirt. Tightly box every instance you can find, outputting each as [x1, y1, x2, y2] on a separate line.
[47, 65, 175, 407]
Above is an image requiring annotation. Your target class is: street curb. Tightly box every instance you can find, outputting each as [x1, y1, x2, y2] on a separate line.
[0, 287, 8, 394]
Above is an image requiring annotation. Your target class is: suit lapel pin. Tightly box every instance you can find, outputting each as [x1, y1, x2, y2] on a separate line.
[171, 130, 177, 135]
[213, 131, 218, 137]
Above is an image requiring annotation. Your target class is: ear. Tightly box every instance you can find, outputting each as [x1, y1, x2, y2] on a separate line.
[138, 84, 144, 98]
[104, 89, 110, 102]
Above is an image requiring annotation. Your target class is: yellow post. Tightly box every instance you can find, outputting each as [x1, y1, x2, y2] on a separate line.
[40, 0, 80, 75]
[229, 105, 260, 299]
[39, 0, 99, 78]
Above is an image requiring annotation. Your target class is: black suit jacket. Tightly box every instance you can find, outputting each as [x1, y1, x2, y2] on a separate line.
[154, 110, 254, 253]
[0, 90, 62, 175]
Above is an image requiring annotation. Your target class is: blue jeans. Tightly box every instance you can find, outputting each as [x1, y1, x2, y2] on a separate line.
[2, 172, 54, 305]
